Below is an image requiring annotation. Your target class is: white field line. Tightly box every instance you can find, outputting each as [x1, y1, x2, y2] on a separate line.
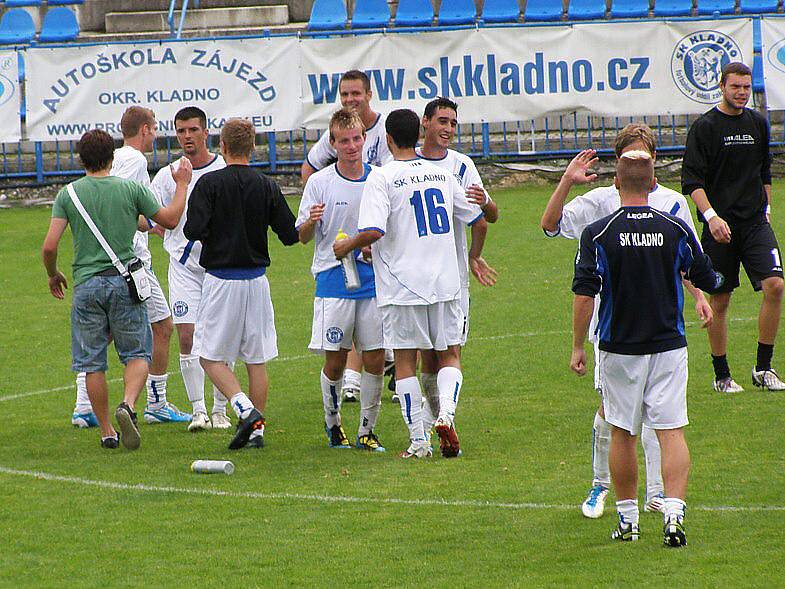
[0, 465, 782, 513]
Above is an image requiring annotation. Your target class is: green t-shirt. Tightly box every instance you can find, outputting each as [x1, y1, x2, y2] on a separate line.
[52, 175, 161, 286]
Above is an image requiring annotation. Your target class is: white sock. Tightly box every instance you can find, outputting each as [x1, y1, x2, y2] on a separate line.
[592, 412, 612, 488]
[249, 425, 265, 440]
[74, 372, 92, 413]
[420, 372, 439, 434]
[321, 371, 343, 428]
[396, 376, 425, 444]
[180, 354, 206, 415]
[616, 499, 639, 526]
[342, 368, 361, 392]
[641, 425, 664, 502]
[358, 371, 383, 436]
[436, 366, 463, 422]
[384, 348, 394, 363]
[212, 362, 232, 414]
[229, 392, 255, 420]
[146, 373, 168, 410]
[662, 498, 686, 521]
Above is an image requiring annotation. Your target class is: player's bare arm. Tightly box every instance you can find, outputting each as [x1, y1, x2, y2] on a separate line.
[41, 217, 69, 299]
[570, 294, 594, 376]
[468, 218, 497, 287]
[766, 183, 772, 223]
[297, 203, 325, 244]
[151, 158, 193, 229]
[682, 278, 713, 328]
[300, 160, 317, 184]
[541, 149, 598, 232]
[689, 187, 731, 244]
[333, 229, 381, 259]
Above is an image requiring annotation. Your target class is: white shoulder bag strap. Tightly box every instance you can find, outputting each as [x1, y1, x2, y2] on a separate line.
[66, 182, 126, 276]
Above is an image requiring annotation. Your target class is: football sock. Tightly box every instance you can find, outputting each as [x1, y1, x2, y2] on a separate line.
[180, 354, 206, 415]
[711, 354, 731, 380]
[592, 412, 612, 488]
[384, 348, 394, 363]
[146, 373, 168, 410]
[396, 376, 425, 444]
[249, 425, 264, 441]
[616, 499, 639, 526]
[436, 366, 463, 422]
[662, 497, 686, 521]
[420, 372, 439, 434]
[229, 392, 255, 420]
[358, 371, 383, 436]
[212, 361, 233, 414]
[641, 425, 664, 502]
[756, 342, 774, 372]
[321, 371, 343, 428]
[342, 368, 361, 392]
[75, 372, 92, 413]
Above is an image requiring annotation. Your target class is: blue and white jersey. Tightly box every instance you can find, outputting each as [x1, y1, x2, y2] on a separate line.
[150, 153, 226, 272]
[358, 159, 484, 306]
[306, 113, 392, 171]
[416, 147, 487, 289]
[296, 163, 375, 299]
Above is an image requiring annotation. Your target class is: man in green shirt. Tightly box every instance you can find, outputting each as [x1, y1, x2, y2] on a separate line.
[42, 129, 192, 450]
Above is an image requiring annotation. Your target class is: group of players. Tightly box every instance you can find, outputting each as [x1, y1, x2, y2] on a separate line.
[49, 60, 782, 547]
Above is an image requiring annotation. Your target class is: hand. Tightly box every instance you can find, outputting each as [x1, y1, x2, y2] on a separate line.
[150, 224, 166, 238]
[570, 347, 587, 376]
[562, 149, 598, 186]
[465, 185, 488, 207]
[695, 297, 713, 328]
[48, 271, 67, 299]
[333, 239, 354, 260]
[171, 157, 193, 187]
[308, 203, 325, 223]
[470, 256, 498, 286]
[361, 246, 373, 262]
[708, 215, 731, 244]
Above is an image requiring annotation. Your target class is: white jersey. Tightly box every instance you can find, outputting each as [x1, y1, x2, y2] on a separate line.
[416, 147, 485, 288]
[548, 183, 699, 342]
[358, 159, 483, 306]
[111, 145, 153, 267]
[150, 153, 225, 272]
[296, 163, 372, 276]
[306, 113, 392, 171]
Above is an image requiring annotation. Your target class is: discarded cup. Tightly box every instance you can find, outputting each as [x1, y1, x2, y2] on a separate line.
[191, 460, 235, 475]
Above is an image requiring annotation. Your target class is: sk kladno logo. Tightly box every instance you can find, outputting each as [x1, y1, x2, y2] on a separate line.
[766, 37, 785, 74]
[671, 30, 742, 104]
[0, 56, 15, 107]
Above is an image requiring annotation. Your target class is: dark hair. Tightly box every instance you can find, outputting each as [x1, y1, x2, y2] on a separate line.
[220, 118, 255, 158]
[385, 109, 420, 149]
[340, 69, 371, 92]
[720, 62, 752, 85]
[423, 97, 458, 119]
[120, 106, 155, 138]
[174, 106, 207, 129]
[77, 129, 115, 172]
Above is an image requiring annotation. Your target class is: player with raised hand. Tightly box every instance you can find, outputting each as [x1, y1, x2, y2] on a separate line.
[682, 61, 785, 393]
[415, 97, 499, 455]
[334, 109, 484, 458]
[297, 109, 386, 452]
[541, 124, 712, 519]
[150, 106, 230, 432]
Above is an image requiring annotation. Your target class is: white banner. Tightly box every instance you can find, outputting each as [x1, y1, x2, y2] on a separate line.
[0, 52, 21, 143]
[25, 37, 301, 141]
[762, 17, 785, 110]
[300, 19, 753, 127]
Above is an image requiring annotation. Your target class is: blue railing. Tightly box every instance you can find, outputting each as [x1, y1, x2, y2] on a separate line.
[167, 0, 200, 39]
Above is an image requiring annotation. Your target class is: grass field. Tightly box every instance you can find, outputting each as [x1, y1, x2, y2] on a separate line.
[2, 179, 785, 587]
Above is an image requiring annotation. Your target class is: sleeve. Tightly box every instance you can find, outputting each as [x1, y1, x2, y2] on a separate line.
[51, 188, 69, 219]
[558, 191, 605, 240]
[357, 170, 390, 234]
[305, 132, 336, 171]
[760, 115, 772, 186]
[150, 168, 172, 207]
[672, 197, 700, 243]
[131, 155, 152, 188]
[681, 118, 710, 197]
[450, 175, 484, 226]
[183, 176, 212, 242]
[571, 227, 602, 297]
[678, 222, 724, 293]
[461, 157, 484, 189]
[267, 178, 300, 246]
[135, 184, 162, 219]
[295, 175, 320, 229]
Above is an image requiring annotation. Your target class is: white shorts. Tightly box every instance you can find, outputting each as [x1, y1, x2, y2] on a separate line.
[168, 259, 204, 325]
[193, 273, 278, 364]
[599, 347, 689, 435]
[144, 266, 171, 324]
[459, 287, 470, 346]
[309, 297, 384, 352]
[381, 300, 463, 351]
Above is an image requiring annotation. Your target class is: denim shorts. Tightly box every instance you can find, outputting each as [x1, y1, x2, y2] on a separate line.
[71, 274, 152, 372]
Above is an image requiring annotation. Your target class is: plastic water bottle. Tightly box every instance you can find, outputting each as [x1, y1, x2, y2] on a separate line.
[190, 460, 235, 475]
[336, 229, 361, 291]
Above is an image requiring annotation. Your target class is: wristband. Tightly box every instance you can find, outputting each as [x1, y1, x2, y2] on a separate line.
[703, 208, 718, 222]
[767, 204, 772, 216]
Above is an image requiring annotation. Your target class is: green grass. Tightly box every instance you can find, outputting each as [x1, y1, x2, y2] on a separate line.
[2, 181, 785, 587]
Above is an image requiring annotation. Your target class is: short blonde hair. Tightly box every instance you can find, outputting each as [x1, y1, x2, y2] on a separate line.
[220, 118, 255, 158]
[614, 123, 656, 158]
[120, 107, 155, 138]
[329, 108, 365, 142]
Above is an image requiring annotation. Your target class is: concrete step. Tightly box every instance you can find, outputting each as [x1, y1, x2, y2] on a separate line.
[101, 0, 286, 11]
[105, 6, 289, 33]
[78, 22, 306, 43]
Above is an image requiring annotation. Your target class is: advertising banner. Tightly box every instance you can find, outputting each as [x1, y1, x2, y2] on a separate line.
[762, 17, 785, 110]
[0, 52, 21, 142]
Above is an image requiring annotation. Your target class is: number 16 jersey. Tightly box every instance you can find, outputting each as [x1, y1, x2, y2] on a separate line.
[358, 159, 484, 307]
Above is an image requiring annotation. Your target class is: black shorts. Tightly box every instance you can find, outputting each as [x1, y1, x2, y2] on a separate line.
[701, 222, 784, 292]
